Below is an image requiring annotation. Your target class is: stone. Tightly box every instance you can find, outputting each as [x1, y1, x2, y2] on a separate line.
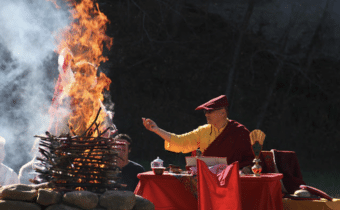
[133, 195, 155, 210]
[63, 190, 99, 209]
[0, 184, 38, 201]
[0, 200, 41, 210]
[99, 190, 136, 210]
[36, 189, 62, 206]
[46, 204, 82, 210]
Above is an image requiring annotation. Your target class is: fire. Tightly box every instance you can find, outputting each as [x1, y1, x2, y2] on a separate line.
[39, 0, 122, 192]
[50, 0, 113, 136]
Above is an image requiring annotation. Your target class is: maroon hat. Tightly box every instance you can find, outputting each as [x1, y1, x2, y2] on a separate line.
[195, 95, 229, 111]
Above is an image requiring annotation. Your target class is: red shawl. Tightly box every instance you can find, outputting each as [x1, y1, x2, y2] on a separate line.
[192, 120, 255, 169]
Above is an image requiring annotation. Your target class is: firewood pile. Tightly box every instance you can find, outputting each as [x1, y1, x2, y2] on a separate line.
[34, 109, 123, 193]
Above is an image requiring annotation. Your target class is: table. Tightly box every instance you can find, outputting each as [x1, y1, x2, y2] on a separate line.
[240, 173, 283, 210]
[134, 171, 283, 210]
[283, 198, 340, 210]
[135, 171, 198, 210]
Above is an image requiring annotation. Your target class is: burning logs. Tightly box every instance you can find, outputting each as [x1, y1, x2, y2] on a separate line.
[34, 134, 123, 193]
[33, 109, 124, 193]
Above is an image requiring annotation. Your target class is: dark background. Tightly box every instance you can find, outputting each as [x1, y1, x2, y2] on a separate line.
[101, 0, 340, 195]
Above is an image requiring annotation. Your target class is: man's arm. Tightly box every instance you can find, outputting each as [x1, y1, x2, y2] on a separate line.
[142, 118, 171, 142]
[142, 117, 201, 153]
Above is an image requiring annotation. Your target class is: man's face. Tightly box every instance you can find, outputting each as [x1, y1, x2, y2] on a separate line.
[204, 108, 226, 124]
[115, 140, 130, 162]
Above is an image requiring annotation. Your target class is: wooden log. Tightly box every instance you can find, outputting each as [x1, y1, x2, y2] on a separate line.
[35, 135, 112, 143]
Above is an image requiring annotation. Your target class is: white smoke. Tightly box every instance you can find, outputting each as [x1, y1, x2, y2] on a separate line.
[0, 0, 70, 172]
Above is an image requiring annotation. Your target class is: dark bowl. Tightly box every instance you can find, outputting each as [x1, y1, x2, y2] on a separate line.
[152, 167, 165, 175]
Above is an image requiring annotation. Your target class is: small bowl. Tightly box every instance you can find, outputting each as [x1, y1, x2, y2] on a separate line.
[170, 168, 182, 174]
[168, 164, 182, 174]
[152, 167, 165, 175]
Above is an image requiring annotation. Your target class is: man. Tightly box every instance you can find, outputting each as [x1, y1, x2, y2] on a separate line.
[114, 134, 145, 191]
[142, 95, 255, 173]
[0, 136, 19, 186]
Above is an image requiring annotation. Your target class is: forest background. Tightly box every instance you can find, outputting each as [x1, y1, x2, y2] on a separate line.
[0, 0, 339, 197]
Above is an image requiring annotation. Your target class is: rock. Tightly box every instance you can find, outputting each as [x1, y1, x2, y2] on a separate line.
[63, 190, 99, 209]
[46, 204, 82, 210]
[0, 200, 41, 210]
[133, 195, 155, 210]
[0, 184, 38, 201]
[99, 190, 136, 210]
[36, 189, 62, 206]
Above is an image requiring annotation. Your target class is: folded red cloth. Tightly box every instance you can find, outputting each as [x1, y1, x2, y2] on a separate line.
[272, 150, 306, 194]
[197, 160, 242, 210]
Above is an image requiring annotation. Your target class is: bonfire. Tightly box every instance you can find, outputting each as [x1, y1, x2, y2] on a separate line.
[34, 0, 121, 193]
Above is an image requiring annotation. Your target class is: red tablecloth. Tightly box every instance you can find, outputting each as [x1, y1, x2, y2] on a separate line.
[135, 171, 197, 210]
[135, 171, 283, 210]
[240, 173, 283, 210]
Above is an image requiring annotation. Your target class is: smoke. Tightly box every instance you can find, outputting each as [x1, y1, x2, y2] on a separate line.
[0, 0, 70, 172]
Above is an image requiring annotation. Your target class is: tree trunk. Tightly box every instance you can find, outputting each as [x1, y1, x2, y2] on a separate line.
[256, 61, 283, 129]
[304, 0, 330, 73]
[225, 0, 255, 100]
[255, 5, 303, 129]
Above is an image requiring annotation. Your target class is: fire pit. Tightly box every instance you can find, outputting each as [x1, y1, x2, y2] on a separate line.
[34, 109, 124, 193]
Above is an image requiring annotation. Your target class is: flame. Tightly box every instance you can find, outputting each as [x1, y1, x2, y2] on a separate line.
[51, 0, 113, 136]
[46, 0, 117, 191]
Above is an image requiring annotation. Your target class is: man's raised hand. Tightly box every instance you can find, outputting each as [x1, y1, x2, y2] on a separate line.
[142, 118, 158, 132]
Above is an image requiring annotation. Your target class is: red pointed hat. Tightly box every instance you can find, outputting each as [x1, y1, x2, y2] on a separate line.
[195, 95, 229, 111]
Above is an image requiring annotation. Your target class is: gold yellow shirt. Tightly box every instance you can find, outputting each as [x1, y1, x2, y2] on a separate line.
[165, 123, 228, 154]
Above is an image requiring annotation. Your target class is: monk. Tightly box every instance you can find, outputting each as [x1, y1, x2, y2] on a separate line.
[142, 95, 255, 173]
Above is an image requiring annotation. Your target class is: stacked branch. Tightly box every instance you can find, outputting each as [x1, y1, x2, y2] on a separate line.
[34, 109, 123, 193]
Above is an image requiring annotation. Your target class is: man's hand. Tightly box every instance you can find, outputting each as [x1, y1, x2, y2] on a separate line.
[142, 118, 171, 142]
[142, 118, 159, 132]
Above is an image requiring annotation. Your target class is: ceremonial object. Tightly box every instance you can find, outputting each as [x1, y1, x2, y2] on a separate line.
[249, 129, 266, 176]
[294, 189, 312, 197]
[196, 147, 202, 157]
[151, 157, 165, 175]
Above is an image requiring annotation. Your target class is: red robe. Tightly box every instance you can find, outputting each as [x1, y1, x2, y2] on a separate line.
[192, 120, 255, 169]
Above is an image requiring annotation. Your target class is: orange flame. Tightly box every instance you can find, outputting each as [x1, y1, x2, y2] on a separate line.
[46, 0, 116, 190]
[53, 0, 113, 136]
